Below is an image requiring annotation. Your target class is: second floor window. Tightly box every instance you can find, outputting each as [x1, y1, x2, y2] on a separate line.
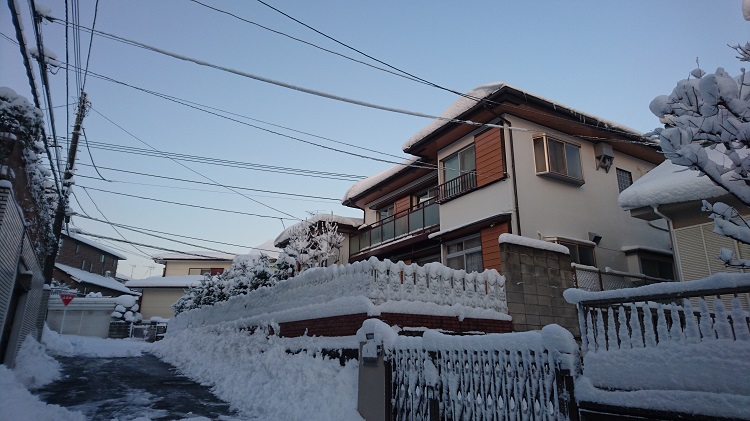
[554, 239, 596, 267]
[616, 168, 633, 193]
[533, 135, 583, 184]
[443, 145, 475, 182]
[377, 204, 394, 221]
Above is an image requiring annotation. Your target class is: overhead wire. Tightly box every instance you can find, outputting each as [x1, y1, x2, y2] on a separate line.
[71, 163, 340, 201]
[71, 230, 243, 260]
[78, 185, 299, 220]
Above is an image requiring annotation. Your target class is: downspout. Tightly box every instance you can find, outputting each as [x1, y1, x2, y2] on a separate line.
[652, 205, 684, 281]
[499, 116, 522, 236]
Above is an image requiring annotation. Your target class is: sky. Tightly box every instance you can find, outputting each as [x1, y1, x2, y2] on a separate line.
[1, 1, 748, 278]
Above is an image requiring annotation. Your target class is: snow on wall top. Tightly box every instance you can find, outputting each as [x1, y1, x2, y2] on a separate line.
[64, 231, 128, 260]
[618, 148, 734, 210]
[125, 275, 204, 288]
[150, 251, 236, 261]
[401, 82, 643, 152]
[55, 263, 139, 295]
[341, 156, 420, 204]
[498, 233, 570, 254]
[273, 213, 364, 246]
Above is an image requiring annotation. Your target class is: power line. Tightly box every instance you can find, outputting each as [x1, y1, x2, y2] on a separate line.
[88, 106, 301, 220]
[78, 185, 298, 220]
[75, 214, 281, 255]
[72, 163, 340, 200]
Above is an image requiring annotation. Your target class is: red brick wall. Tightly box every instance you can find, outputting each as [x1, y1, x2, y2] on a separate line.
[57, 236, 120, 276]
[276, 313, 513, 338]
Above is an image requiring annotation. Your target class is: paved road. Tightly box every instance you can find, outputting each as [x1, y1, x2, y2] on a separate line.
[36, 354, 245, 420]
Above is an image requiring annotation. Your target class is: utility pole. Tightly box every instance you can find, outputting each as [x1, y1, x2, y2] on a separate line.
[43, 93, 88, 282]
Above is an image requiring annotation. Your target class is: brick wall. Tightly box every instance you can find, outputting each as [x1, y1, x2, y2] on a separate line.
[57, 236, 120, 277]
[276, 313, 513, 338]
[499, 242, 579, 336]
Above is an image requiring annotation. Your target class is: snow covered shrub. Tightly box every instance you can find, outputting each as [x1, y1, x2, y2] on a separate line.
[110, 294, 142, 323]
[648, 44, 750, 267]
[276, 218, 345, 278]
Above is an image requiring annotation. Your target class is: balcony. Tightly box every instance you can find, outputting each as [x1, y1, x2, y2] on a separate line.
[438, 172, 477, 203]
[350, 201, 439, 255]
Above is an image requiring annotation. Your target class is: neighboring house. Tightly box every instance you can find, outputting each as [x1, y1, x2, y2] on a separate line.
[273, 214, 364, 266]
[0, 89, 54, 366]
[342, 82, 671, 277]
[125, 275, 204, 320]
[152, 251, 236, 277]
[619, 157, 750, 281]
[248, 239, 283, 264]
[52, 231, 137, 296]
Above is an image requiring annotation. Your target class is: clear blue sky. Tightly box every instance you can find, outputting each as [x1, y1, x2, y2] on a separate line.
[1, 1, 748, 278]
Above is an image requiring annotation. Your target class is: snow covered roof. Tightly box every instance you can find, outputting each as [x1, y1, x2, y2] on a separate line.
[402, 82, 643, 152]
[55, 263, 139, 295]
[248, 239, 283, 260]
[125, 275, 204, 288]
[273, 214, 364, 247]
[618, 150, 734, 210]
[341, 157, 421, 204]
[150, 251, 236, 261]
[63, 231, 127, 260]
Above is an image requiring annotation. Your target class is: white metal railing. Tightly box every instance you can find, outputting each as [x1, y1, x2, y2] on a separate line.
[169, 258, 507, 333]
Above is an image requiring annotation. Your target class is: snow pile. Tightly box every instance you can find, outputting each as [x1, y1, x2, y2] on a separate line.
[111, 294, 142, 322]
[42, 326, 151, 358]
[169, 258, 507, 333]
[0, 365, 85, 421]
[153, 324, 362, 421]
[13, 335, 61, 389]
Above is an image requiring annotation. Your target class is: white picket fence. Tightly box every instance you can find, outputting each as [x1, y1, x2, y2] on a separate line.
[169, 257, 507, 333]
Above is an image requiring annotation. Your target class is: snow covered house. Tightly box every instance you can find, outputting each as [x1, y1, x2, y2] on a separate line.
[52, 231, 137, 297]
[125, 275, 204, 320]
[620, 157, 750, 281]
[343, 82, 670, 276]
[151, 251, 236, 277]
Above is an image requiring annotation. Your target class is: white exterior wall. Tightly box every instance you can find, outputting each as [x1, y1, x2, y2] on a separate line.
[505, 115, 670, 271]
[47, 298, 116, 337]
[163, 260, 231, 276]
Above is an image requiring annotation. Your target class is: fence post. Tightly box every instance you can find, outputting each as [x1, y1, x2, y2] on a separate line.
[597, 270, 604, 292]
[556, 367, 580, 421]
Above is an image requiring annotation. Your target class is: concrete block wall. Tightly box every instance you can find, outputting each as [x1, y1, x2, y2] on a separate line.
[499, 242, 579, 336]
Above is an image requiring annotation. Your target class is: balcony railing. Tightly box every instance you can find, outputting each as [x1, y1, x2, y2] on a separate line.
[438, 171, 477, 202]
[350, 201, 439, 255]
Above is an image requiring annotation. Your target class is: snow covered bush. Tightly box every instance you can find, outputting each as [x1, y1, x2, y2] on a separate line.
[648, 44, 750, 268]
[0, 87, 57, 255]
[276, 218, 344, 278]
[110, 294, 142, 323]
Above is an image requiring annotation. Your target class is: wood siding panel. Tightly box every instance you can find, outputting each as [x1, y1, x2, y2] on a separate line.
[474, 128, 505, 187]
[394, 195, 412, 215]
[481, 222, 510, 273]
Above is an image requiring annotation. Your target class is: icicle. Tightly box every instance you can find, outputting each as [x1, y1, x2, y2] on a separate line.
[668, 305, 685, 344]
[682, 299, 701, 344]
[618, 306, 631, 349]
[655, 304, 670, 346]
[642, 305, 657, 348]
[698, 298, 715, 341]
[732, 297, 750, 341]
[713, 298, 733, 340]
[607, 307, 619, 350]
[629, 303, 644, 348]
[595, 308, 606, 351]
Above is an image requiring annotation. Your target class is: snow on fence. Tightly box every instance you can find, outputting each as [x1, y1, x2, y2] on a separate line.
[564, 273, 750, 354]
[364, 321, 579, 420]
[169, 258, 507, 333]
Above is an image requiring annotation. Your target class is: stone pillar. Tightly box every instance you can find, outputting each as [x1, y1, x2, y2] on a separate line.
[499, 242, 579, 336]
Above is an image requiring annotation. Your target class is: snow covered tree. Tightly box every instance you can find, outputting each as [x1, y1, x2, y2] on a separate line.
[275, 217, 345, 278]
[648, 43, 750, 268]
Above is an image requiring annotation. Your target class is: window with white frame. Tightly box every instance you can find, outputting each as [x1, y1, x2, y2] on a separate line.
[442, 145, 476, 182]
[616, 168, 633, 193]
[533, 135, 583, 184]
[446, 235, 483, 273]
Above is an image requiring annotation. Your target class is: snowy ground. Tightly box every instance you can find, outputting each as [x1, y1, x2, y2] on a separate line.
[3, 325, 362, 420]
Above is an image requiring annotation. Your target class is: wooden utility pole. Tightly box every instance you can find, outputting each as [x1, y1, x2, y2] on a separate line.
[43, 92, 88, 282]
